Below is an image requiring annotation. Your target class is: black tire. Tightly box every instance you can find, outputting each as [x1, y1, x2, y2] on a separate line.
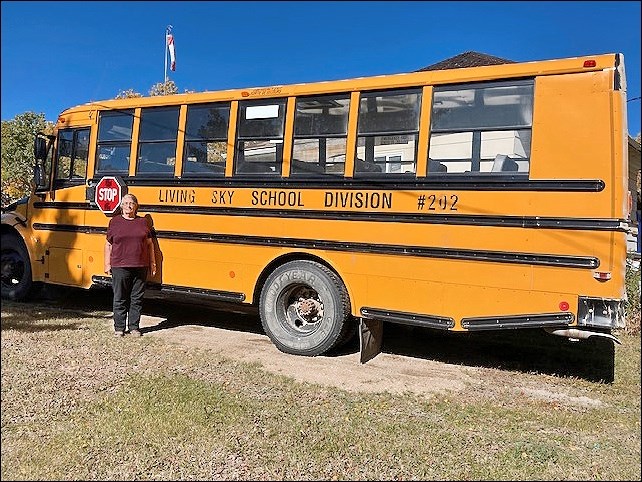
[259, 260, 351, 356]
[334, 318, 359, 350]
[1, 233, 33, 301]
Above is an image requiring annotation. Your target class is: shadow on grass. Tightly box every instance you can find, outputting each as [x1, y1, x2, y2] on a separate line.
[1, 318, 85, 332]
[141, 291, 262, 336]
[9, 285, 616, 383]
[379, 324, 616, 383]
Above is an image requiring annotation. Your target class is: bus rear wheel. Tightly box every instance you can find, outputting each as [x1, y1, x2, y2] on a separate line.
[259, 260, 351, 356]
[1, 234, 33, 301]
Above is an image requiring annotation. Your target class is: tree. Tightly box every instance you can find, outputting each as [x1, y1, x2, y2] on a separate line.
[149, 80, 178, 96]
[115, 88, 143, 99]
[1, 112, 53, 206]
[114, 80, 183, 99]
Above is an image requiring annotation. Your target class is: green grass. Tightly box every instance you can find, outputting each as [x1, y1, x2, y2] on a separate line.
[625, 258, 641, 336]
[1, 299, 640, 480]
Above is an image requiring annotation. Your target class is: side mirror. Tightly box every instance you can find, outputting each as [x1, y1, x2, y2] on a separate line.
[34, 136, 47, 161]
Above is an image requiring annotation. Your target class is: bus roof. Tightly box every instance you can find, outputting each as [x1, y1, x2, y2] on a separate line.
[58, 52, 620, 118]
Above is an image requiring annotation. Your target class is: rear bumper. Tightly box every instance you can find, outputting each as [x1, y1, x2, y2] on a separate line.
[577, 296, 626, 330]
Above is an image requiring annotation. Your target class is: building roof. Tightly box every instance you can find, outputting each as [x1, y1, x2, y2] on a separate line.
[416, 51, 515, 72]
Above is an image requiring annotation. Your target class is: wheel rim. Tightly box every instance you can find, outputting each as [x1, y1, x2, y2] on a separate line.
[1, 249, 26, 290]
[277, 283, 325, 336]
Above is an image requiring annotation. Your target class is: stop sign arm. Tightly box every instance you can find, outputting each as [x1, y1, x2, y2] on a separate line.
[94, 176, 128, 215]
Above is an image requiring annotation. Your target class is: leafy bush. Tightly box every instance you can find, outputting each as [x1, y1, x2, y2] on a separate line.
[624, 256, 641, 336]
[1, 112, 53, 207]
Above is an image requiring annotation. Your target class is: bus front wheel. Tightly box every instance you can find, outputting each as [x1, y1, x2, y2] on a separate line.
[259, 260, 351, 356]
[1, 233, 33, 301]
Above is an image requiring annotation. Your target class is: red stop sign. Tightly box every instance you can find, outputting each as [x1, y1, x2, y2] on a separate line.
[95, 176, 127, 215]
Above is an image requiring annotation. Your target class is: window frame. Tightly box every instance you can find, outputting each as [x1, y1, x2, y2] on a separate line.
[428, 79, 534, 178]
[95, 110, 134, 176]
[53, 127, 90, 188]
[135, 106, 180, 177]
[182, 102, 231, 178]
[354, 88, 422, 178]
[234, 98, 287, 177]
[291, 93, 351, 177]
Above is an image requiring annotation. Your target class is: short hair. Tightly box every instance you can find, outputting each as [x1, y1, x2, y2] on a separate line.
[121, 193, 138, 206]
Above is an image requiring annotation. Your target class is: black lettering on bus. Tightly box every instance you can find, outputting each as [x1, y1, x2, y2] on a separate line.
[253, 190, 304, 207]
[211, 190, 235, 205]
[428, 194, 436, 211]
[354, 192, 363, 208]
[383, 192, 392, 209]
[159, 189, 196, 204]
[323, 191, 392, 209]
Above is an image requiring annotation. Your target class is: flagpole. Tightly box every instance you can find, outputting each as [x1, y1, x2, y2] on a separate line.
[164, 27, 168, 83]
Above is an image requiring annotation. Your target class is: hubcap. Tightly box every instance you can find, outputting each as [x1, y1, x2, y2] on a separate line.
[281, 285, 324, 333]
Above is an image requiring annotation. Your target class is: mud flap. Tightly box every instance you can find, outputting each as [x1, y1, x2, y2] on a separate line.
[359, 318, 383, 364]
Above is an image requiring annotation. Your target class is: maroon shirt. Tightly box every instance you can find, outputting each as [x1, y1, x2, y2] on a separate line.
[107, 215, 151, 268]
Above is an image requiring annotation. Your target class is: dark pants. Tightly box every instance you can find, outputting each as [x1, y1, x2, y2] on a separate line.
[111, 267, 148, 332]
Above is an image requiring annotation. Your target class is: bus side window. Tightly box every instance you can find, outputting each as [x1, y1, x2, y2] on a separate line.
[183, 102, 230, 177]
[53, 128, 90, 187]
[355, 89, 421, 176]
[95, 110, 134, 175]
[136, 107, 180, 177]
[428, 80, 533, 177]
[291, 94, 350, 177]
[55, 130, 73, 181]
[235, 99, 287, 176]
[73, 129, 89, 179]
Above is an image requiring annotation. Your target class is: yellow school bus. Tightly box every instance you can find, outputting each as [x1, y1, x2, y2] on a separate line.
[1, 52, 630, 359]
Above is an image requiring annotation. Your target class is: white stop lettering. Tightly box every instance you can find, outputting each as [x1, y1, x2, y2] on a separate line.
[98, 187, 118, 202]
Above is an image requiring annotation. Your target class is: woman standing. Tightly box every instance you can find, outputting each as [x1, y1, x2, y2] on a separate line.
[104, 193, 157, 337]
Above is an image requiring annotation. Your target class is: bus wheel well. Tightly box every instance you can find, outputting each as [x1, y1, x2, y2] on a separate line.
[1, 228, 34, 301]
[254, 253, 343, 307]
[1, 223, 21, 238]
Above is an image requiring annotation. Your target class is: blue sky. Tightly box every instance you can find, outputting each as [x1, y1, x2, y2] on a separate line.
[2, 1, 640, 136]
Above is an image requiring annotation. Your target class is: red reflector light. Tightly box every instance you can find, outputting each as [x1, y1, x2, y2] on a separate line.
[583, 60, 597, 68]
[593, 271, 612, 281]
[559, 301, 569, 311]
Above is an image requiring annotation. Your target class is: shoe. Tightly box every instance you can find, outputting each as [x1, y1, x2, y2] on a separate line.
[130, 329, 142, 337]
[114, 331, 124, 337]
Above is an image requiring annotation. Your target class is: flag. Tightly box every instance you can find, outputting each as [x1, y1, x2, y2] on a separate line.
[166, 29, 176, 71]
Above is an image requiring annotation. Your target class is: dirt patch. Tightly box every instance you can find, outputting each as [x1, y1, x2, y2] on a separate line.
[54, 287, 612, 403]
[135, 314, 478, 396]
[515, 387, 605, 408]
